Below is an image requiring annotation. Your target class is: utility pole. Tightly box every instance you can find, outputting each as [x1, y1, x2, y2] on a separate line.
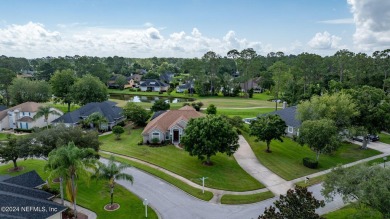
[200, 177, 208, 194]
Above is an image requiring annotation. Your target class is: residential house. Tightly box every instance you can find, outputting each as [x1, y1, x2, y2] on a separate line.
[107, 74, 135, 89]
[142, 106, 203, 144]
[0, 102, 63, 130]
[160, 72, 174, 84]
[52, 101, 124, 130]
[259, 106, 301, 137]
[176, 81, 194, 93]
[240, 77, 263, 92]
[139, 79, 169, 92]
[0, 170, 66, 219]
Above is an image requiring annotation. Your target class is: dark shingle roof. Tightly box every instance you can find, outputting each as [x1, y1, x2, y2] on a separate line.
[0, 105, 7, 111]
[150, 110, 167, 121]
[261, 106, 301, 127]
[0, 182, 53, 200]
[160, 72, 174, 83]
[140, 79, 168, 87]
[52, 101, 123, 124]
[4, 170, 45, 188]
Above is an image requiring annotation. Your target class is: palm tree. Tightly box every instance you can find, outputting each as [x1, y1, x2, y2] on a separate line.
[33, 106, 61, 129]
[85, 112, 108, 131]
[93, 155, 133, 207]
[46, 142, 96, 218]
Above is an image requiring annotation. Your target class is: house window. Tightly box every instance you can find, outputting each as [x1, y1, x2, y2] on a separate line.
[152, 132, 160, 140]
[288, 126, 294, 133]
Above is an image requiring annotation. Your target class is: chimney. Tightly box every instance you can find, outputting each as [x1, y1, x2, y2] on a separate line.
[283, 101, 287, 109]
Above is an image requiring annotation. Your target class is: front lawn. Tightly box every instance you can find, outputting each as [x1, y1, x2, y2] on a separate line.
[0, 159, 158, 219]
[379, 133, 390, 144]
[242, 132, 381, 180]
[217, 108, 274, 118]
[220, 191, 274, 205]
[100, 129, 264, 191]
[324, 204, 382, 219]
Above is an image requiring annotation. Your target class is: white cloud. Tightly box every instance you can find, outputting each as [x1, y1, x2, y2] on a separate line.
[318, 18, 354, 24]
[143, 22, 153, 27]
[308, 31, 342, 50]
[348, 0, 390, 51]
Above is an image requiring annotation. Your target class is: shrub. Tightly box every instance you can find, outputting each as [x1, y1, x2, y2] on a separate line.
[41, 185, 59, 196]
[14, 128, 33, 133]
[151, 99, 170, 112]
[303, 157, 318, 169]
[112, 126, 125, 140]
[248, 88, 254, 98]
[191, 102, 204, 111]
[206, 104, 217, 114]
[151, 137, 160, 145]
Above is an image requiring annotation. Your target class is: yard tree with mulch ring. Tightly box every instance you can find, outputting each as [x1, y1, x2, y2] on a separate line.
[93, 155, 133, 211]
[0, 136, 30, 171]
[181, 115, 239, 165]
[112, 125, 125, 140]
[249, 114, 286, 153]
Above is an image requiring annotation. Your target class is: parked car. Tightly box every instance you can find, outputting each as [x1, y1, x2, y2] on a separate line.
[368, 134, 380, 142]
[352, 136, 364, 142]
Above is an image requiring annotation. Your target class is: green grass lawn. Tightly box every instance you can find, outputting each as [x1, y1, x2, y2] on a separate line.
[243, 132, 381, 180]
[379, 133, 390, 144]
[217, 108, 274, 118]
[295, 174, 328, 187]
[0, 133, 19, 140]
[0, 159, 157, 219]
[100, 129, 264, 191]
[220, 191, 274, 205]
[324, 205, 382, 219]
[48, 102, 80, 113]
[100, 153, 214, 201]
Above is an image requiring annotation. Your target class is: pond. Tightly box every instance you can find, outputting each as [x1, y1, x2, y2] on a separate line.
[109, 94, 195, 103]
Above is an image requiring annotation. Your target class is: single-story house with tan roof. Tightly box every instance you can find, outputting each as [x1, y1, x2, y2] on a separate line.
[0, 102, 63, 130]
[142, 105, 203, 144]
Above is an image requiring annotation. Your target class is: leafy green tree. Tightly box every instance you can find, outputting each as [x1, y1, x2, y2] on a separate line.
[123, 102, 150, 126]
[249, 114, 286, 153]
[71, 74, 108, 106]
[85, 112, 108, 131]
[269, 61, 290, 109]
[191, 102, 204, 111]
[9, 78, 51, 104]
[37, 62, 55, 81]
[259, 186, 325, 219]
[46, 142, 97, 217]
[0, 68, 16, 106]
[206, 104, 217, 114]
[33, 106, 61, 129]
[0, 136, 30, 170]
[181, 115, 239, 165]
[28, 124, 100, 157]
[347, 86, 390, 149]
[151, 99, 170, 112]
[112, 126, 125, 140]
[115, 75, 128, 90]
[298, 119, 340, 162]
[322, 164, 390, 218]
[93, 156, 133, 207]
[297, 92, 358, 131]
[88, 62, 110, 84]
[50, 69, 77, 112]
[142, 72, 160, 80]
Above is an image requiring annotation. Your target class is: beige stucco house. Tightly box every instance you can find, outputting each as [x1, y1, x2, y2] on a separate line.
[0, 102, 63, 130]
[142, 106, 203, 144]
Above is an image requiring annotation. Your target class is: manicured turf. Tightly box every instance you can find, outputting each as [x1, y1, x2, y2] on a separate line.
[100, 129, 264, 191]
[48, 102, 80, 113]
[220, 191, 274, 205]
[323, 205, 382, 219]
[100, 153, 214, 201]
[295, 174, 328, 187]
[379, 133, 390, 144]
[0, 133, 19, 140]
[0, 159, 158, 219]
[242, 132, 381, 180]
[217, 108, 274, 118]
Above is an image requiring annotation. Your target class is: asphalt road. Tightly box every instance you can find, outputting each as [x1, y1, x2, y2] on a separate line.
[102, 159, 345, 219]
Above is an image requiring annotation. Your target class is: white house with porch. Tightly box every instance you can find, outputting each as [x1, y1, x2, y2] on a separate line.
[141, 106, 203, 144]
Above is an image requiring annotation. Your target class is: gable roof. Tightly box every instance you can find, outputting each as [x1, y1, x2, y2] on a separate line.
[160, 72, 174, 82]
[52, 101, 123, 124]
[140, 79, 168, 87]
[142, 106, 203, 135]
[262, 106, 301, 127]
[3, 170, 45, 188]
[0, 102, 42, 121]
[150, 110, 167, 121]
[0, 105, 7, 111]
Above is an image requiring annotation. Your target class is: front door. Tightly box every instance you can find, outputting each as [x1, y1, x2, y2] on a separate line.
[173, 130, 179, 142]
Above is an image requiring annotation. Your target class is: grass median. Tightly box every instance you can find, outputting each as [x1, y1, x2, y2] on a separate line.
[220, 191, 274, 205]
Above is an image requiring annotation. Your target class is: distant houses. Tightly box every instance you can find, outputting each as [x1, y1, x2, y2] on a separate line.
[52, 101, 124, 130]
[0, 102, 62, 131]
[140, 79, 169, 92]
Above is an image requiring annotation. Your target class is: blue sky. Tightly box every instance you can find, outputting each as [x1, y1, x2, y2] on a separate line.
[0, 0, 389, 58]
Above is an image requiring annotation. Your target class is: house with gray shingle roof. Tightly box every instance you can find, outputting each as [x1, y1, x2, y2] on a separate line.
[52, 101, 124, 130]
[0, 170, 66, 219]
[140, 79, 169, 92]
[259, 106, 301, 137]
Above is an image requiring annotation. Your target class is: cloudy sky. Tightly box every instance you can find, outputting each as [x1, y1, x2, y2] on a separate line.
[1, 0, 389, 58]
